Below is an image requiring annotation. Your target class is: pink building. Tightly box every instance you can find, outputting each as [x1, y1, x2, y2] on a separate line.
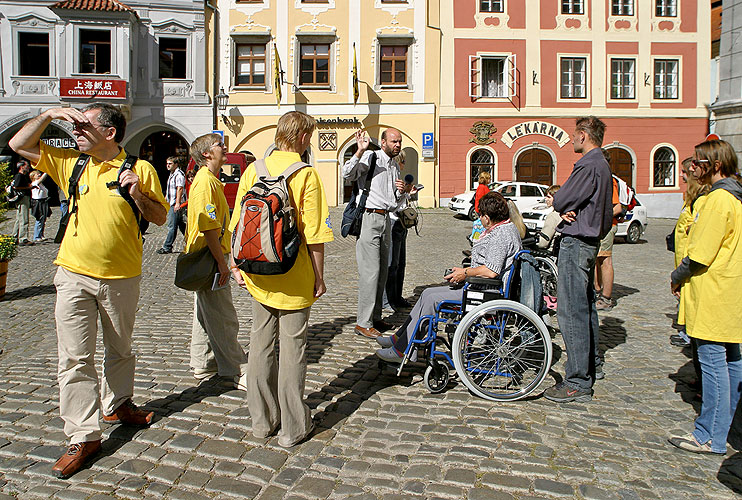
[439, 0, 710, 217]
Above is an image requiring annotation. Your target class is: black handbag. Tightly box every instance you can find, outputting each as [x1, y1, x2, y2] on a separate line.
[341, 153, 377, 238]
[174, 215, 226, 291]
[666, 226, 675, 253]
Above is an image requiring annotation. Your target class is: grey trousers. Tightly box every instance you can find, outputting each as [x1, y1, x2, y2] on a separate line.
[356, 211, 391, 327]
[12, 196, 30, 242]
[190, 282, 247, 378]
[54, 266, 141, 443]
[247, 300, 312, 447]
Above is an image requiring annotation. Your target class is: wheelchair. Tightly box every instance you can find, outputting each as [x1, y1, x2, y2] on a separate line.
[386, 250, 553, 402]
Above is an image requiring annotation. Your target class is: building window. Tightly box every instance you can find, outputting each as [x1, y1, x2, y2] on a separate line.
[235, 43, 266, 87]
[612, 0, 633, 15]
[560, 57, 586, 99]
[159, 38, 187, 79]
[653, 147, 676, 187]
[610, 58, 635, 99]
[18, 32, 50, 76]
[562, 0, 584, 14]
[299, 43, 330, 87]
[654, 59, 678, 99]
[379, 45, 407, 86]
[79, 29, 111, 74]
[470, 149, 495, 190]
[656, 0, 677, 16]
[480, 0, 504, 13]
[469, 54, 516, 99]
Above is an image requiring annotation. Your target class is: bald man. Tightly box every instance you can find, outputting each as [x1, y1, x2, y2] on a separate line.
[342, 128, 411, 338]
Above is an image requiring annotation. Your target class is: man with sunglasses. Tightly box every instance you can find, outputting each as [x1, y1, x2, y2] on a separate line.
[9, 104, 168, 479]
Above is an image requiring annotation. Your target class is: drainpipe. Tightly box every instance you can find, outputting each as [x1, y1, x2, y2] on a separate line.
[205, 0, 219, 131]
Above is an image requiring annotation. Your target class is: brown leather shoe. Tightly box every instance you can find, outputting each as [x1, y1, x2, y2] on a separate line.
[103, 399, 154, 426]
[52, 440, 101, 479]
[355, 325, 381, 338]
[373, 320, 394, 332]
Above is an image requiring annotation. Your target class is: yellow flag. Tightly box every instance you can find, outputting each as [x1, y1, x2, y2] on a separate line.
[353, 43, 359, 105]
[274, 43, 282, 108]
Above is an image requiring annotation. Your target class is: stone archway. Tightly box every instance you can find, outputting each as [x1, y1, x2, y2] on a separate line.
[515, 147, 553, 185]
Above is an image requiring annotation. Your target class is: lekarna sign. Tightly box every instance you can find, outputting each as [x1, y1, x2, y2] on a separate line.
[422, 132, 434, 158]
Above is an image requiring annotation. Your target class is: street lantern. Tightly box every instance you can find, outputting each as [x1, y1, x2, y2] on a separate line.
[216, 88, 229, 115]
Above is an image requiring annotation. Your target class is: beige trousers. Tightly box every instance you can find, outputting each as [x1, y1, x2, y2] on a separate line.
[248, 300, 311, 447]
[54, 266, 141, 443]
[190, 283, 247, 377]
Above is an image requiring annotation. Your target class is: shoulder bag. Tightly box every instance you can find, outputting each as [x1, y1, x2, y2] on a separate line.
[341, 152, 377, 238]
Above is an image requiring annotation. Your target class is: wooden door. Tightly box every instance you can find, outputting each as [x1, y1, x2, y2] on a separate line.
[607, 147, 633, 187]
[516, 148, 552, 185]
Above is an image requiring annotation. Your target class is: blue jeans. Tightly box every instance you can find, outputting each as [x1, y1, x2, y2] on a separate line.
[556, 235, 602, 391]
[693, 340, 742, 453]
[161, 206, 186, 251]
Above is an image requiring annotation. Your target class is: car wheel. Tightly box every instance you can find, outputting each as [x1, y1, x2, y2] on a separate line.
[468, 206, 477, 221]
[625, 222, 641, 244]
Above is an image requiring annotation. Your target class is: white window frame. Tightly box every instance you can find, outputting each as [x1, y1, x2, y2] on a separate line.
[72, 25, 117, 77]
[467, 146, 498, 191]
[652, 57, 680, 101]
[558, 55, 589, 100]
[14, 28, 54, 77]
[656, 0, 677, 17]
[649, 143, 679, 190]
[231, 36, 270, 91]
[608, 57, 636, 101]
[376, 36, 413, 91]
[469, 53, 516, 100]
[561, 0, 584, 15]
[612, 0, 634, 15]
[294, 35, 336, 92]
[479, 0, 504, 13]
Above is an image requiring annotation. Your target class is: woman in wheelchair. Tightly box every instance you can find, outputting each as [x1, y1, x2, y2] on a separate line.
[376, 191, 522, 362]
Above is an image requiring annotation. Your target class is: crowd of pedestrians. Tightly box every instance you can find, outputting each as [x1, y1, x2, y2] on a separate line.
[5, 100, 742, 481]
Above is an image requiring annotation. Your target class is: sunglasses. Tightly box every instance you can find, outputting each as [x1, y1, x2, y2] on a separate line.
[691, 159, 710, 167]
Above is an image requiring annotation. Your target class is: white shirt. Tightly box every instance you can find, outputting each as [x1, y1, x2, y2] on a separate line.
[31, 178, 48, 200]
[342, 149, 401, 211]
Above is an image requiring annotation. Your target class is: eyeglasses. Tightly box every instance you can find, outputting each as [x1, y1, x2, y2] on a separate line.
[691, 159, 710, 167]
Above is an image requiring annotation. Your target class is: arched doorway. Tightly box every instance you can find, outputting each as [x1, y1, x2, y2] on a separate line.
[138, 131, 189, 190]
[605, 147, 633, 187]
[341, 142, 381, 203]
[516, 147, 553, 185]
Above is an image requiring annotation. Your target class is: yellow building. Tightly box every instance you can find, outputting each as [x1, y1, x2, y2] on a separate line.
[212, 0, 441, 207]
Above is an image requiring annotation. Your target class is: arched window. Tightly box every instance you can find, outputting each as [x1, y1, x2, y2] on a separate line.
[470, 148, 495, 190]
[653, 146, 676, 187]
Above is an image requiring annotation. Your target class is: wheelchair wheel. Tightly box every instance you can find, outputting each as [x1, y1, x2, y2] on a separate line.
[452, 300, 552, 401]
[424, 361, 450, 393]
[534, 255, 558, 299]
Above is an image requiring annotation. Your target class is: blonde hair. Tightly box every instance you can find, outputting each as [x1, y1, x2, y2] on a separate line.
[275, 111, 316, 151]
[30, 169, 43, 179]
[681, 158, 709, 206]
[546, 184, 561, 197]
[397, 149, 406, 165]
[190, 133, 222, 167]
[478, 170, 491, 185]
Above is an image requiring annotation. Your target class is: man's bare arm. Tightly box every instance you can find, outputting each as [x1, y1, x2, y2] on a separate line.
[9, 108, 90, 164]
[120, 170, 168, 226]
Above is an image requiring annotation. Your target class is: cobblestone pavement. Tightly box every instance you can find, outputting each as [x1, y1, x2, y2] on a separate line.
[1, 208, 742, 500]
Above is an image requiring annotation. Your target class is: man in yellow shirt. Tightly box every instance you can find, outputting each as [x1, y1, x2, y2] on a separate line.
[9, 103, 168, 479]
[229, 111, 333, 448]
[185, 133, 248, 389]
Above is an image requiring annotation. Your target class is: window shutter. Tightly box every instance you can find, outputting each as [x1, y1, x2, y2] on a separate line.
[507, 54, 517, 98]
[469, 55, 480, 99]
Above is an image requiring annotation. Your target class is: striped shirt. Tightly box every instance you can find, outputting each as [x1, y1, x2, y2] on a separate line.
[166, 168, 186, 206]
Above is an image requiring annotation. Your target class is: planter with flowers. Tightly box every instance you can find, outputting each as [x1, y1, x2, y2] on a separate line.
[0, 234, 17, 300]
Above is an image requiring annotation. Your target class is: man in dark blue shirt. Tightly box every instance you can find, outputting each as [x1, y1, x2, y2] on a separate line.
[544, 116, 613, 403]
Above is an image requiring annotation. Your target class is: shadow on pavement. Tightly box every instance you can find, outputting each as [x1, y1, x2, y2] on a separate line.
[719, 452, 742, 494]
[1, 284, 56, 302]
[142, 377, 234, 419]
[599, 316, 627, 358]
[612, 283, 640, 301]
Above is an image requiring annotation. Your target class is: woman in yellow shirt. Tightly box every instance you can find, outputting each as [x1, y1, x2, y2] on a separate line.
[669, 139, 742, 455]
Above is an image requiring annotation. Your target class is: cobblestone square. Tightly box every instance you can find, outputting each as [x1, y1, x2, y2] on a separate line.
[1, 209, 741, 499]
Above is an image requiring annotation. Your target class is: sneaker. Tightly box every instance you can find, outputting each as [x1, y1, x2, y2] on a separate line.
[34, 238, 47, 243]
[595, 295, 613, 311]
[234, 372, 248, 391]
[670, 334, 691, 347]
[595, 365, 605, 380]
[668, 433, 725, 455]
[102, 399, 154, 426]
[376, 346, 417, 363]
[156, 248, 172, 254]
[376, 335, 394, 348]
[543, 382, 592, 403]
[278, 422, 316, 448]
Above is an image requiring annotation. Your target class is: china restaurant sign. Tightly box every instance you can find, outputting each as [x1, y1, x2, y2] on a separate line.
[500, 121, 570, 148]
[60, 78, 127, 99]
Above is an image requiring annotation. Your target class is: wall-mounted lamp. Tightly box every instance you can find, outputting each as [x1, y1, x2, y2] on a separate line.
[216, 87, 229, 123]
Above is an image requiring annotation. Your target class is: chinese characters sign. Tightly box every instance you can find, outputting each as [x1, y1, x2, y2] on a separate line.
[60, 78, 127, 99]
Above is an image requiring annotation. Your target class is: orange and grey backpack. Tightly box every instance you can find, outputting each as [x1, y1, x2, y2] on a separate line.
[231, 159, 307, 275]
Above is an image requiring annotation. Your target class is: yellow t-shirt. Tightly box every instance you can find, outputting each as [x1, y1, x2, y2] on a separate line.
[677, 195, 707, 325]
[35, 143, 168, 279]
[185, 167, 231, 254]
[683, 188, 742, 342]
[229, 151, 334, 310]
